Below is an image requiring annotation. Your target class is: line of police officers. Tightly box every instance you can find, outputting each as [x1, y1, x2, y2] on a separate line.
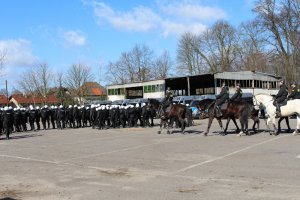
[0, 103, 156, 139]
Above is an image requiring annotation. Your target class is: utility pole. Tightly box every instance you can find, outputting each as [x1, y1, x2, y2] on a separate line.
[5, 80, 8, 106]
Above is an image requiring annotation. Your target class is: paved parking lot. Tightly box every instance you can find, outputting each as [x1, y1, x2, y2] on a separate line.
[0, 118, 300, 200]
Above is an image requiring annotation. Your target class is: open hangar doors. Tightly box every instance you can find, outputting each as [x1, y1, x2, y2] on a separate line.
[165, 74, 215, 96]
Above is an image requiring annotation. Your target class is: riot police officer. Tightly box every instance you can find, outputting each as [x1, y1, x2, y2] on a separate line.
[274, 79, 288, 117]
[215, 82, 229, 117]
[162, 87, 174, 112]
[230, 83, 242, 102]
[288, 82, 300, 99]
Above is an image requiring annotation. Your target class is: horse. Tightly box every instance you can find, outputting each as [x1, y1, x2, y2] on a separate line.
[203, 100, 254, 136]
[198, 99, 259, 135]
[148, 99, 186, 134]
[253, 94, 300, 135]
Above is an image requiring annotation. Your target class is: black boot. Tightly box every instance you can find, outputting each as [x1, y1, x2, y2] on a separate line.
[215, 106, 222, 117]
[276, 104, 281, 118]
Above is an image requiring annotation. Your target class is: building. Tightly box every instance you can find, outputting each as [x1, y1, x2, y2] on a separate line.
[9, 93, 60, 107]
[80, 82, 107, 103]
[0, 94, 9, 106]
[106, 71, 282, 101]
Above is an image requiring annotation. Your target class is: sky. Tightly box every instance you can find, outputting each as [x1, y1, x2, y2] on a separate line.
[0, 0, 256, 90]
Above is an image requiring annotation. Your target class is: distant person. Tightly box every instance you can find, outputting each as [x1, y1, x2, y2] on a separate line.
[288, 82, 300, 100]
[230, 83, 243, 102]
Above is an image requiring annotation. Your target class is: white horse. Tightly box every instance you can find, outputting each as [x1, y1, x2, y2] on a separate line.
[253, 93, 300, 135]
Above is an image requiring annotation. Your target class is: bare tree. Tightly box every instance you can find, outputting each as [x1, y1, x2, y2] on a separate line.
[177, 21, 238, 74]
[65, 62, 94, 104]
[236, 21, 270, 72]
[154, 50, 172, 79]
[107, 44, 155, 84]
[177, 32, 206, 75]
[0, 49, 7, 77]
[253, 0, 300, 82]
[18, 63, 53, 104]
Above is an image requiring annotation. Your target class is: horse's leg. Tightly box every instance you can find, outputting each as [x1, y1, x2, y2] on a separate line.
[204, 115, 214, 136]
[223, 118, 231, 135]
[285, 117, 292, 133]
[232, 118, 240, 133]
[178, 116, 185, 134]
[271, 116, 278, 135]
[266, 117, 273, 135]
[292, 115, 300, 135]
[158, 119, 163, 134]
[217, 118, 225, 135]
[277, 117, 284, 134]
[252, 117, 259, 133]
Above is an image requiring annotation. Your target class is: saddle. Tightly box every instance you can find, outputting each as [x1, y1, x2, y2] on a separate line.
[273, 99, 287, 107]
[220, 102, 228, 110]
[165, 105, 172, 113]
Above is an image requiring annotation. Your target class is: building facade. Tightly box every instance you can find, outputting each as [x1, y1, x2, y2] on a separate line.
[106, 71, 282, 101]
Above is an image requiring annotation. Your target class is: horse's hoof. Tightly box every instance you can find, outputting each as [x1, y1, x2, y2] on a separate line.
[204, 132, 208, 136]
[292, 131, 297, 136]
[157, 131, 161, 134]
[167, 130, 170, 134]
[181, 131, 185, 135]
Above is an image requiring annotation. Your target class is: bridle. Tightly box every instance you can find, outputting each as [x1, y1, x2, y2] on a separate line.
[253, 95, 273, 109]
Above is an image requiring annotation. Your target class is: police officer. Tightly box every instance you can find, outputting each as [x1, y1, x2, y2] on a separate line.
[274, 79, 288, 117]
[162, 87, 174, 112]
[215, 82, 229, 117]
[2, 106, 13, 139]
[230, 83, 242, 102]
[288, 82, 300, 99]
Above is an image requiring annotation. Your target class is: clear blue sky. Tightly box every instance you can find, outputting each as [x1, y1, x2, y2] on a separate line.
[0, 0, 256, 89]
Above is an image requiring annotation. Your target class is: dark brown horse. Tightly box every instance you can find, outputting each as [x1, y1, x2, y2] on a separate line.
[203, 100, 255, 136]
[198, 99, 259, 135]
[148, 99, 186, 134]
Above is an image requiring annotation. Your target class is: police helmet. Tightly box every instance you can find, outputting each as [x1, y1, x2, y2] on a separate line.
[291, 81, 296, 86]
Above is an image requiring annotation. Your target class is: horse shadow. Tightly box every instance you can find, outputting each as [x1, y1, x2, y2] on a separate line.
[169, 129, 203, 134]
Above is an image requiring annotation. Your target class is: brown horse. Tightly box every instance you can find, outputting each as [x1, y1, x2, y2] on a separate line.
[198, 99, 259, 135]
[148, 99, 186, 134]
[203, 100, 255, 136]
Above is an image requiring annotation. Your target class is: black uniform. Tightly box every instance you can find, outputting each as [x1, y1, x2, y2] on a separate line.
[275, 84, 288, 104]
[288, 86, 300, 99]
[216, 86, 229, 106]
[162, 90, 174, 111]
[231, 88, 242, 102]
[275, 83, 288, 115]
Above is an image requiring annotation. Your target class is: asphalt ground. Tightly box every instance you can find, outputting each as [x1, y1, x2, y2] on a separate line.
[0, 118, 300, 200]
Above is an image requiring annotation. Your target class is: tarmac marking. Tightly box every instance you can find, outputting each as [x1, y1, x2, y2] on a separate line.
[174, 134, 289, 174]
[0, 154, 59, 165]
[58, 134, 199, 163]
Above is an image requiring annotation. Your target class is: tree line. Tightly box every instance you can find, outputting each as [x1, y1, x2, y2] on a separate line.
[1, 0, 299, 100]
[108, 0, 300, 84]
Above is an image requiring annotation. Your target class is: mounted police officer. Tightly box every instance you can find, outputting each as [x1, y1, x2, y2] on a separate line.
[230, 83, 242, 102]
[215, 82, 229, 117]
[274, 79, 288, 117]
[288, 82, 300, 100]
[162, 87, 174, 112]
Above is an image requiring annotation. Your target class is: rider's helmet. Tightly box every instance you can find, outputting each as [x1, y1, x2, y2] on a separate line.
[279, 79, 285, 84]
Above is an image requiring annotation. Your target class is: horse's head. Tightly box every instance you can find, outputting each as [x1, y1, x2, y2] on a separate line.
[253, 94, 273, 110]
